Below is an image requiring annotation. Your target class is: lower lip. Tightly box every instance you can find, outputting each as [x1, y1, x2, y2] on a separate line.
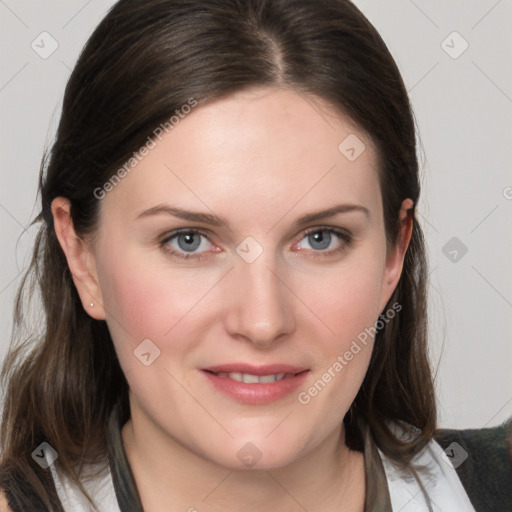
[202, 370, 310, 405]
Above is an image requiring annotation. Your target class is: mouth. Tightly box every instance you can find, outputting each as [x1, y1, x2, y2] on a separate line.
[204, 371, 296, 384]
[201, 364, 309, 404]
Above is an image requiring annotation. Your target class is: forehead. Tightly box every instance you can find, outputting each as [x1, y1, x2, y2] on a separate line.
[98, 87, 381, 226]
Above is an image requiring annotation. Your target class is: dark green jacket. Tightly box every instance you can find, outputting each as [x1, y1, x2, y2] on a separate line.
[434, 421, 512, 512]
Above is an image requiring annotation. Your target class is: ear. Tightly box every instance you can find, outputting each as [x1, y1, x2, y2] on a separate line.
[51, 197, 106, 320]
[377, 198, 414, 313]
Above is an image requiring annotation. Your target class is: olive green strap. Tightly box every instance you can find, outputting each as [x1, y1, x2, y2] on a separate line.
[361, 421, 393, 512]
[106, 399, 144, 512]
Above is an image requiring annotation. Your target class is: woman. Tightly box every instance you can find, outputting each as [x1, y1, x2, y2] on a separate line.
[1, 0, 511, 510]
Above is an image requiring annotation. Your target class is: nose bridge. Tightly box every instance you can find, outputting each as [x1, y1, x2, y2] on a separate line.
[224, 251, 295, 346]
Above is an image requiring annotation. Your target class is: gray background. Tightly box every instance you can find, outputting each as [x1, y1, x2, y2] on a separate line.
[1, 0, 511, 429]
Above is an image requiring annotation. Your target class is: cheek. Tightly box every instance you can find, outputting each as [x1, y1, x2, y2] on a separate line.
[94, 249, 178, 350]
[292, 249, 387, 409]
[95, 249, 222, 365]
[98, 261, 167, 338]
[296, 254, 385, 347]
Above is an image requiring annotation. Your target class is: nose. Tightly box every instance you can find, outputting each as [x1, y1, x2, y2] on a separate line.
[223, 256, 296, 349]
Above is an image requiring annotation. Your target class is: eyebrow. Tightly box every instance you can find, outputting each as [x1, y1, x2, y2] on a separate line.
[135, 203, 370, 228]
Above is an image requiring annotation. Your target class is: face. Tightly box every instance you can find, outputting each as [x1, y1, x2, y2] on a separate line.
[62, 87, 409, 470]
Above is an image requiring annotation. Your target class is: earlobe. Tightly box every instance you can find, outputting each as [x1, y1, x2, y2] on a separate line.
[51, 197, 106, 320]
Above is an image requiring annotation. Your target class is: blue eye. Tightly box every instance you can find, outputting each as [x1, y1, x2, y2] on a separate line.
[175, 232, 202, 252]
[296, 228, 352, 256]
[305, 230, 333, 250]
[160, 227, 352, 261]
[161, 229, 212, 259]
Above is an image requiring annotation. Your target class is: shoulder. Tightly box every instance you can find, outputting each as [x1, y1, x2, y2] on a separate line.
[0, 490, 12, 512]
[433, 416, 512, 512]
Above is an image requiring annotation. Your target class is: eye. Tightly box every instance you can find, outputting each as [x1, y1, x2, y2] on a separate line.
[292, 227, 352, 257]
[160, 229, 215, 260]
[159, 227, 352, 261]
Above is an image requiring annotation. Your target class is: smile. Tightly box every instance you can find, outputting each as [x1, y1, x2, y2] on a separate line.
[201, 364, 310, 404]
[209, 372, 293, 383]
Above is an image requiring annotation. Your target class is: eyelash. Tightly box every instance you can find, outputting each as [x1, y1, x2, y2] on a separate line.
[159, 227, 353, 261]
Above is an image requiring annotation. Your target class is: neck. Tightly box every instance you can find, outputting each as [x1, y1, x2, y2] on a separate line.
[121, 394, 366, 512]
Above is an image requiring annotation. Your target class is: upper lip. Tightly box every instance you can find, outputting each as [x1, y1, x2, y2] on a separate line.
[202, 363, 308, 376]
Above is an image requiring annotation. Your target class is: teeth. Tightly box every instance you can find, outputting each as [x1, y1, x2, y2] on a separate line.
[218, 372, 290, 383]
[259, 374, 278, 383]
[230, 372, 243, 382]
[242, 373, 259, 384]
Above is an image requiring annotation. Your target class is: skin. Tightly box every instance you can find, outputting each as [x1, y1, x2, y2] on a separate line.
[52, 86, 413, 511]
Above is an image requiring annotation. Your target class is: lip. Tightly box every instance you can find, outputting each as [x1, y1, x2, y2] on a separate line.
[201, 363, 310, 405]
[203, 363, 308, 375]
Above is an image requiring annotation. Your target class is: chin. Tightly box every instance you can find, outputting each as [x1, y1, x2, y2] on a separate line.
[198, 431, 311, 471]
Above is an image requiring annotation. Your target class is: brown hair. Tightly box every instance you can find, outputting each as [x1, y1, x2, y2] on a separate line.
[1, 0, 436, 508]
